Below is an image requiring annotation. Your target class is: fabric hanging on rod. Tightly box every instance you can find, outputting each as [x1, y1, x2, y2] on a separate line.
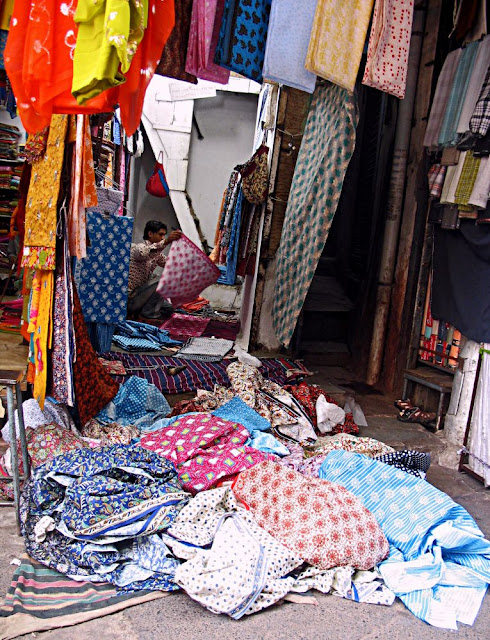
[21, 114, 68, 271]
[214, 0, 271, 83]
[440, 152, 467, 204]
[4, 0, 119, 134]
[453, 152, 481, 206]
[4, 0, 175, 136]
[72, 0, 149, 104]
[28, 269, 54, 409]
[71, 284, 119, 427]
[470, 65, 490, 138]
[432, 221, 490, 344]
[51, 221, 75, 406]
[438, 41, 480, 147]
[361, 0, 415, 99]
[457, 34, 490, 134]
[75, 211, 133, 325]
[262, 0, 317, 94]
[185, 0, 230, 84]
[272, 82, 358, 346]
[305, 0, 374, 93]
[467, 346, 490, 486]
[156, 0, 197, 84]
[423, 49, 463, 148]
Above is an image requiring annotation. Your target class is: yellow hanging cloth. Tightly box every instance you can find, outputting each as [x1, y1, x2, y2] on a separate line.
[29, 270, 54, 408]
[305, 0, 374, 93]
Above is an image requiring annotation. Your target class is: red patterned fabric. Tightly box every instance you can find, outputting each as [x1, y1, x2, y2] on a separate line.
[140, 413, 269, 494]
[157, 236, 220, 307]
[285, 382, 359, 435]
[233, 461, 389, 571]
[72, 286, 119, 426]
[160, 313, 210, 341]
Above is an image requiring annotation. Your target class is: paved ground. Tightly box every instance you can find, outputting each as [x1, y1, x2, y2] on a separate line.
[0, 365, 488, 639]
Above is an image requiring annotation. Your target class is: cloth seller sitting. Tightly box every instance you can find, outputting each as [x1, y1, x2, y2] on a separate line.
[127, 220, 182, 320]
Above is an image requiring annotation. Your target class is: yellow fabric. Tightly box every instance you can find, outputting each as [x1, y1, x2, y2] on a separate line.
[29, 270, 54, 409]
[72, 0, 148, 104]
[305, 0, 374, 93]
[22, 115, 68, 270]
[0, 0, 14, 30]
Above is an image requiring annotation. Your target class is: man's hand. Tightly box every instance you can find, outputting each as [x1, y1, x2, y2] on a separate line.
[167, 230, 182, 244]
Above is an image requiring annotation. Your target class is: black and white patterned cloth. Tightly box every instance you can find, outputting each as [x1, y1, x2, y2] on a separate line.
[470, 66, 490, 137]
[375, 450, 431, 479]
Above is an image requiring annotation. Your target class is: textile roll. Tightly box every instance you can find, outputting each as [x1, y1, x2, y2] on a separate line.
[305, 0, 374, 93]
[457, 35, 490, 134]
[438, 41, 479, 147]
[157, 235, 220, 307]
[453, 152, 481, 206]
[272, 83, 358, 346]
[262, 0, 317, 94]
[439, 152, 467, 204]
[423, 49, 463, 148]
[185, 0, 230, 84]
[214, 0, 271, 83]
[361, 0, 415, 99]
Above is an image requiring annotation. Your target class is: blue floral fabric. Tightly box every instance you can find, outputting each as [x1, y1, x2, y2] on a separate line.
[96, 376, 171, 430]
[319, 451, 490, 630]
[215, 0, 271, 83]
[20, 444, 189, 591]
[213, 396, 270, 432]
[76, 212, 133, 324]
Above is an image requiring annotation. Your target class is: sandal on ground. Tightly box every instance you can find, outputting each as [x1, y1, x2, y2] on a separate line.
[394, 398, 414, 411]
[397, 407, 436, 426]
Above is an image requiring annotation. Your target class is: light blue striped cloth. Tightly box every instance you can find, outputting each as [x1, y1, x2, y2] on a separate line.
[438, 40, 480, 147]
[263, 0, 317, 93]
[319, 451, 490, 630]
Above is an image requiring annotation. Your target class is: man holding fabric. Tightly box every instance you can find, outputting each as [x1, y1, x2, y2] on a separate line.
[127, 220, 181, 320]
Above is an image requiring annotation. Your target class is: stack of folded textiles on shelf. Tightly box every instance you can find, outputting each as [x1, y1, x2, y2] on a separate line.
[0, 297, 22, 333]
[0, 123, 20, 160]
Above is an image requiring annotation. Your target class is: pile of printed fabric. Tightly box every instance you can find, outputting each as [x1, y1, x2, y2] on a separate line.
[11, 359, 490, 630]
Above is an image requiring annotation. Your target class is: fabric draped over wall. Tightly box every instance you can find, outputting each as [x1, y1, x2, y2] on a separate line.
[272, 82, 358, 346]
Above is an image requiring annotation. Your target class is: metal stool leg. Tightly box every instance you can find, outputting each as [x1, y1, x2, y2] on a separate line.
[6, 385, 20, 528]
[15, 383, 30, 481]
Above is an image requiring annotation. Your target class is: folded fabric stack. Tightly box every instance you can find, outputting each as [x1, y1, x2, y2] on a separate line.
[112, 320, 182, 352]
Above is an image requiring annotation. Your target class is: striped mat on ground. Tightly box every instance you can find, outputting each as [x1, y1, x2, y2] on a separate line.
[0, 556, 168, 640]
[97, 353, 310, 395]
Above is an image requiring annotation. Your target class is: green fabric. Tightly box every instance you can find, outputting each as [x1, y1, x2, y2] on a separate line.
[72, 0, 148, 105]
[272, 82, 358, 346]
[454, 152, 481, 205]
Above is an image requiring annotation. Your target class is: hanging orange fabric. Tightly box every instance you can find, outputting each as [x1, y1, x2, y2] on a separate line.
[5, 0, 174, 135]
[4, 0, 117, 134]
[118, 0, 175, 135]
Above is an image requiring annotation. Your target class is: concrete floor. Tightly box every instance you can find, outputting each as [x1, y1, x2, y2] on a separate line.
[0, 365, 488, 639]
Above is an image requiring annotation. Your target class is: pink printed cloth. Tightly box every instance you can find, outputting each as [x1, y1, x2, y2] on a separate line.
[185, 0, 230, 84]
[362, 0, 415, 99]
[232, 461, 390, 571]
[157, 235, 221, 307]
[160, 313, 210, 341]
[139, 413, 269, 494]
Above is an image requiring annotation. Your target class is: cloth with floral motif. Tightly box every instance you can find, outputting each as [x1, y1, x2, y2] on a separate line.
[20, 444, 189, 591]
[140, 413, 270, 494]
[75, 211, 133, 323]
[232, 460, 390, 571]
[21, 115, 68, 270]
[81, 419, 139, 445]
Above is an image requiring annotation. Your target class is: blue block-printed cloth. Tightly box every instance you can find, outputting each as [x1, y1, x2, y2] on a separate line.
[20, 444, 189, 591]
[76, 212, 133, 324]
[319, 451, 490, 630]
[112, 320, 182, 352]
[96, 376, 171, 431]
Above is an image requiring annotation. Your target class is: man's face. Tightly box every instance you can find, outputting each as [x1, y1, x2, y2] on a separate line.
[148, 227, 167, 243]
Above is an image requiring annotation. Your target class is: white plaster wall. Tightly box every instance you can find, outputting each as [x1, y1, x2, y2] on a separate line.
[186, 92, 259, 247]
